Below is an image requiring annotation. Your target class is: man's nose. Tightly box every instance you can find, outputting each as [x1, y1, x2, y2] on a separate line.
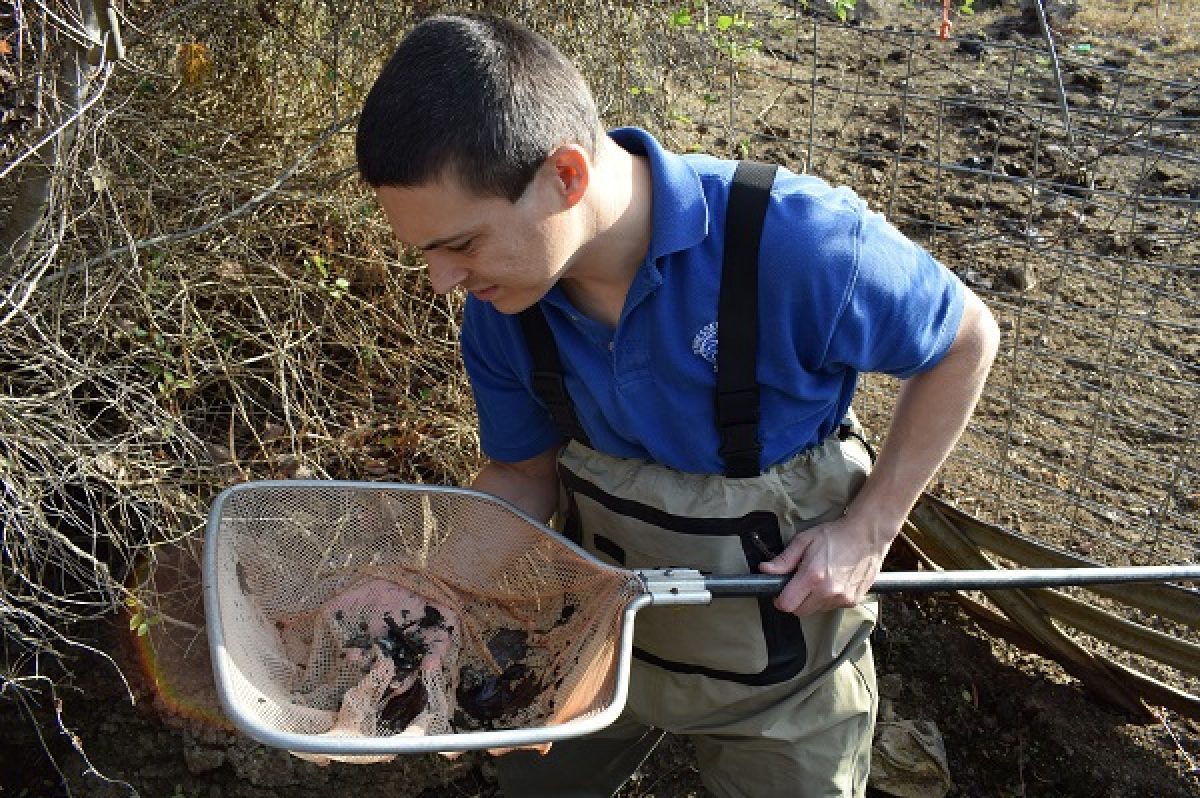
[426, 257, 468, 295]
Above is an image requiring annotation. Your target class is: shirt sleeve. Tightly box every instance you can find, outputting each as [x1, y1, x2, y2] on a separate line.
[460, 299, 565, 463]
[824, 204, 965, 379]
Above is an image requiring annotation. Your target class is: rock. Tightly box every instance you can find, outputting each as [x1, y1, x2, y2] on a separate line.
[1002, 160, 1030, 177]
[1070, 70, 1107, 92]
[1131, 236, 1159, 256]
[1002, 263, 1036, 291]
[183, 744, 226, 774]
[869, 719, 953, 798]
[879, 672, 905, 699]
[1066, 91, 1092, 108]
[1151, 163, 1186, 183]
[225, 741, 315, 787]
[996, 137, 1025, 154]
[957, 36, 987, 57]
[960, 268, 993, 291]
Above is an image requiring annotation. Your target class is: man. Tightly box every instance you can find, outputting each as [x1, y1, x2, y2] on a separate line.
[356, 13, 998, 798]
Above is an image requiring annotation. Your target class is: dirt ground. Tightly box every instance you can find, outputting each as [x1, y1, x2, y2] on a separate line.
[2, 1, 1198, 796]
[2, 588, 1198, 798]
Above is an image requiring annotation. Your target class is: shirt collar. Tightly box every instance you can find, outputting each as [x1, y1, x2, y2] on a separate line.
[540, 128, 709, 318]
[608, 127, 710, 259]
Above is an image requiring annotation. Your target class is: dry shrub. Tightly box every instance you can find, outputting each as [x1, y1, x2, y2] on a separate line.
[0, 0, 671, 698]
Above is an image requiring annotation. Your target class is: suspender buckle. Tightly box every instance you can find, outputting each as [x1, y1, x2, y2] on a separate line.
[716, 388, 760, 426]
[718, 423, 762, 479]
[717, 388, 762, 477]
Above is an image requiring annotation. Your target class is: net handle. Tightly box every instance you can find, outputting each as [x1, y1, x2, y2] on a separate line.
[703, 565, 1200, 597]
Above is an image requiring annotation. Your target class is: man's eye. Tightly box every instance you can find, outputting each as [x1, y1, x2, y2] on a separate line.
[447, 240, 474, 253]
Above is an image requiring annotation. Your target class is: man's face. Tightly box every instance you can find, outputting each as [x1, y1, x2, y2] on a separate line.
[375, 166, 580, 315]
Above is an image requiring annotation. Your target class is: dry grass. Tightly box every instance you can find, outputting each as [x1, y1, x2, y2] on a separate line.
[1071, 0, 1200, 68]
[1074, 0, 1199, 40]
[0, 0, 673, 695]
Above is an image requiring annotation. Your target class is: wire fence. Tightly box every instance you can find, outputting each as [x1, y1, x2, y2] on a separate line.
[621, 3, 1200, 577]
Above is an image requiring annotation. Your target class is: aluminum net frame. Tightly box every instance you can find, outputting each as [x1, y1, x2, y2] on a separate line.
[203, 480, 647, 758]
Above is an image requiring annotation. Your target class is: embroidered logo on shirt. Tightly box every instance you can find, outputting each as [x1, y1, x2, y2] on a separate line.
[692, 322, 718, 371]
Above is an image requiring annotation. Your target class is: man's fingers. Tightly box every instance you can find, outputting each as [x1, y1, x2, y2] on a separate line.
[774, 569, 868, 615]
[759, 533, 812, 574]
[774, 578, 811, 614]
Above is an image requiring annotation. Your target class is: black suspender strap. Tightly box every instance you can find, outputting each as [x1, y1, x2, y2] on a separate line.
[717, 161, 778, 478]
[518, 304, 592, 448]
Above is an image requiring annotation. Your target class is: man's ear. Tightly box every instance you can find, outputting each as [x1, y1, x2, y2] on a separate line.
[545, 145, 590, 209]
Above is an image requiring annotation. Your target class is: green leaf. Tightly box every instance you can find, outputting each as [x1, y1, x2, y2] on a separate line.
[138, 622, 151, 636]
[670, 10, 692, 26]
[717, 15, 733, 30]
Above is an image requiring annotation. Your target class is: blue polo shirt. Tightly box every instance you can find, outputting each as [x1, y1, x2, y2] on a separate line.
[461, 128, 964, 474]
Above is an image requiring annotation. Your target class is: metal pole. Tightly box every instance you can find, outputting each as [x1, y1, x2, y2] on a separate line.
[705, 565, 1200, 597]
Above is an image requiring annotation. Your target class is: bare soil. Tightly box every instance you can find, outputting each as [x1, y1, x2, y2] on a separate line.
[3, 588, 1198, 797]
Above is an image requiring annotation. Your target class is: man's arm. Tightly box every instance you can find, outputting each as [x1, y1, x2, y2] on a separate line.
[761, 288, 1000, 616]
[471, 445, 562, 523]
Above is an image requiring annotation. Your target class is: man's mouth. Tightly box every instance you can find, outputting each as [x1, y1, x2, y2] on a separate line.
[469, 285, 499, 301]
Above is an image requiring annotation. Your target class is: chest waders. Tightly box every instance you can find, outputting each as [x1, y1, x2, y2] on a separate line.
[511, 162, 878, 797]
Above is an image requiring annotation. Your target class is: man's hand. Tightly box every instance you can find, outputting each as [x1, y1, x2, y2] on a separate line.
[761, 288, 999, 618]
[759, 511, 894, 616]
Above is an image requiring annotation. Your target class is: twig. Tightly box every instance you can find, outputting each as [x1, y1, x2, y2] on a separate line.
[51, 691, 140, 797]
[13, 682, 75, 798]
[0, 63, 113, 181]
[1150, 706, 1200, 781]
[0, 241, 61, 328]
[42, 112, 359, 287]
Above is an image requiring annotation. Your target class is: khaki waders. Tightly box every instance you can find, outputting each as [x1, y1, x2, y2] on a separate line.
[496, 426, 878, 798]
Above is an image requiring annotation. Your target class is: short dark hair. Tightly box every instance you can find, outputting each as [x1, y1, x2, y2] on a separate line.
[356, 14, 602, 201]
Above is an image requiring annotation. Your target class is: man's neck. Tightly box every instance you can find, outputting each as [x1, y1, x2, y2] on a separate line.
[559, 137, 653, 328]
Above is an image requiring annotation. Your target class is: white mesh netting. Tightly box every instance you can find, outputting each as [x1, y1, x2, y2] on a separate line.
[208, 483, 644, 760]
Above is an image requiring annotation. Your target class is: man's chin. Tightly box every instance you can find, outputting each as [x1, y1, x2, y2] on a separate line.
[488, 291, 544, 315]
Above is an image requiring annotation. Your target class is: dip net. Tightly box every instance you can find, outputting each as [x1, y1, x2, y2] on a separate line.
[206, 482, 644, 761]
